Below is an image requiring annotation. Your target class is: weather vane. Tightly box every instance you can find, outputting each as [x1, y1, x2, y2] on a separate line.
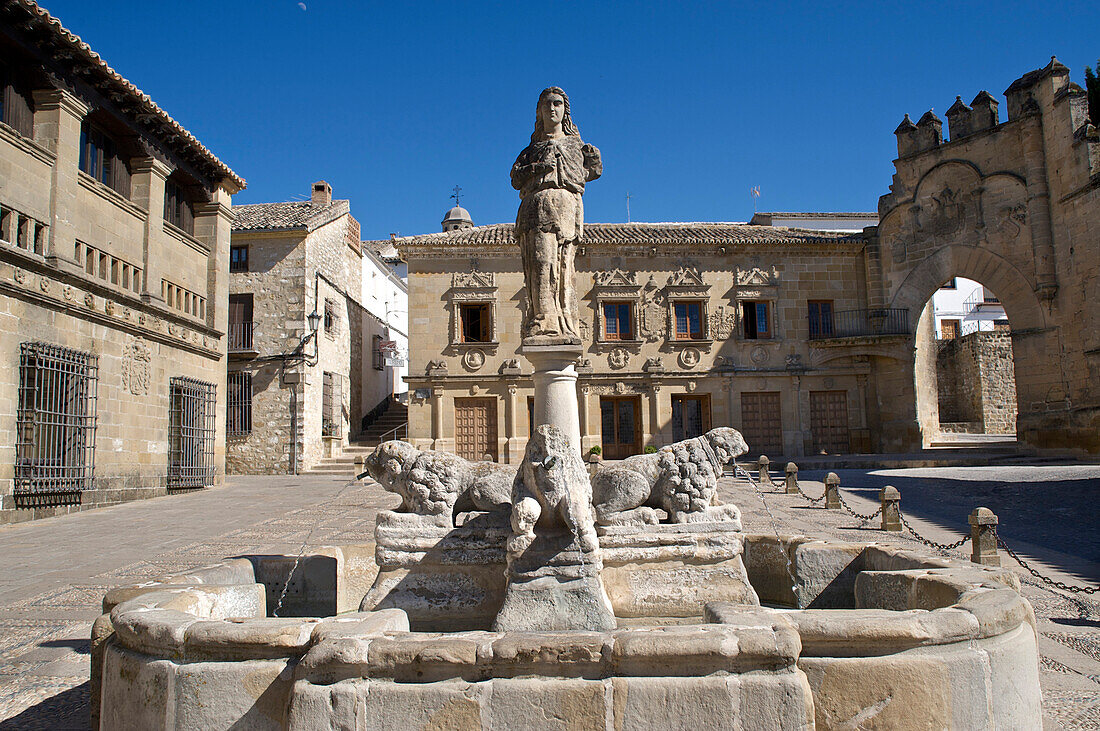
[451, 185, 462, 207]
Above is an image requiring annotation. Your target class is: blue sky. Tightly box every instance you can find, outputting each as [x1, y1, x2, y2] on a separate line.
[41, 1, 1100, 240]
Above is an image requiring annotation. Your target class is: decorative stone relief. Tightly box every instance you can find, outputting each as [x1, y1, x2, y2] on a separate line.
[84, 293, 95, 308]
[640, 285, 666, 343]
[686, 381, 697, 392]
[750, 346, 769, 365]
[500, 358, 521, 375]
[608, 347, 629, 370]
[578, 319, 591, 341]
[709, 305, 737, 340]
[426, 359, 447, 376]
[575, 357, 593, 374]
[715, 355, 736, 369]
[785, 353, 803, 369]
[463, 349, 486, 371]
[925, 185, 965, 237]
[122, 337, 151, 396]
[13, 268, 27, 284]
[104, 301, 114, 316]
[593, 268, 636, 287]
[588, 382, 645, 395]
[824, 377, 835, 389]
[38, 277, 49, 293]
[452, 268, 495, 289]
[998, 204, 1027, 238]
[679, 347, 701, 369]
[63, 285, 74, 301]
[736, 266, 778, 288]
[614, 381, 628, 394]
[643, 357, 665, 373]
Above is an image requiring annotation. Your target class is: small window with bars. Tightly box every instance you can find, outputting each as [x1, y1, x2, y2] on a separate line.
[16, 342, 99, 496]
[168, 377, 216, 488]
[163, 176, 195, 235]
[227, 371, 252, 437]
[230, 245, 249, 273]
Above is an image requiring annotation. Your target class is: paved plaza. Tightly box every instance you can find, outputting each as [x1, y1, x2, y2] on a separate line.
[0, 464, 1096, 729]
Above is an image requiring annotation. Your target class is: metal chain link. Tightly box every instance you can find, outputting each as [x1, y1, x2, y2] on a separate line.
[796, 484, 826, 504]
[995, 531, 1099, 595]
[897, 512, 970, 551]
[836, 492, 882, 522]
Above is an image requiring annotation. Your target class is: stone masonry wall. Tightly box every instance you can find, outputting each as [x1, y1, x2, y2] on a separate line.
[936, 331, 1017, 434]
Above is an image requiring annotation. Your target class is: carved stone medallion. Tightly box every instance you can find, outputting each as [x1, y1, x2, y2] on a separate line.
[679, 347, 701, 369]
[750, 346, 769, 365]
[13, 268, 27, 284]
[608, 348, 629, 370]
[38, 277, 50, 293]
[824, 377, 835, 389]
[84, 293, 95, 308]
[463, 349, 486, 371]
[122, 337, 151, 396]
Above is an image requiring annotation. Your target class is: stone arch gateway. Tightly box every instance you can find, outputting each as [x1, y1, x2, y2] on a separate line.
[865, 59, 1100, 453]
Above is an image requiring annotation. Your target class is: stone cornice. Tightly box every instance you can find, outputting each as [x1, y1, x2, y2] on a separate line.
[401, 240, 866, 259]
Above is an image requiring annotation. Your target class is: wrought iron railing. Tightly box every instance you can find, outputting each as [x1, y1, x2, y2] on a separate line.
[167, 377, 216, 489]
[227, 371, 252, 437]
[809, 308, 910, 340]
[228, 322, 255, 351]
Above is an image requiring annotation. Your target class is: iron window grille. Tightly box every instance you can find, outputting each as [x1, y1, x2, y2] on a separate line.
[227, 371, 252, 437]
[168, 377, 216, 488]
[16, 342, 99, 495]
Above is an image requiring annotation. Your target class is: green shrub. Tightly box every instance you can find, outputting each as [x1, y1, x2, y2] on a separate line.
[643, 445, 658, 454]
[588, 445, 602, 456]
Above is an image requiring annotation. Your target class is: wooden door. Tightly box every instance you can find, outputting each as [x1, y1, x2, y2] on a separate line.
[600, 396, 641, 459]
[740, 392, 782, 456]
[672, 394, 711, 441]
[810, 390, 850, 454]
[454, 398, 497, 462]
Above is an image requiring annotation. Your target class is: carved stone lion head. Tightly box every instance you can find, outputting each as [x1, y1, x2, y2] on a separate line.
[705, 427, 749, 466]
[365, 440, 421, 495]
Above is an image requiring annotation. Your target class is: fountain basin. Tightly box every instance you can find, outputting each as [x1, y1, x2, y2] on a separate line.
[93, 535, 1041, 730]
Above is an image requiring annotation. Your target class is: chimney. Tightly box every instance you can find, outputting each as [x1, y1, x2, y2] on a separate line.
[946, 96, 973, 140]
[311, 181, 332, 207]
[969, 91, 1000, 131]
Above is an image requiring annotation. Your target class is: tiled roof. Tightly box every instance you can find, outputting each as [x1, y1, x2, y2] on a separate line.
[5, 1, 245, 191]
[397, 222, 864, 248]
[362, 239, 402, 261]
[232, 200, 350, 232]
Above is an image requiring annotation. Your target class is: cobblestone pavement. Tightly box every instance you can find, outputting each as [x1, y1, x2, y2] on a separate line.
[0, 465, 1095, 728]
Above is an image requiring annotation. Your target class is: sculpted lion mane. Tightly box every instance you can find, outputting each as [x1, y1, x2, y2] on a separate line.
[589, 427, 748, 526]
[363, 441, 514, 523]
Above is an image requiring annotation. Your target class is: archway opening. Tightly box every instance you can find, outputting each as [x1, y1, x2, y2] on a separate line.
[913, 277, 1018, 446]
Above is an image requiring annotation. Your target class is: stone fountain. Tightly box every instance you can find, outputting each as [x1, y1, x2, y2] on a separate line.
[92, 88, 1042, 730]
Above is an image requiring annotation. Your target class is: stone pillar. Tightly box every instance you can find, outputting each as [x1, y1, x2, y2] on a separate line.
[31, 89, 88, 265]
[784, 462, 799, 494]
[880, 486, 902, 531]
[758, 455, 774, 488]
[1020, 115, 1058, 301]
[647, 383, 663, 448]
[505, 384, 518, 464]
[194, 188, 235, 333]
[130, 157, 173, 303]
[578, 385, 590, 444]
[523, 344, 582, 458]
[969, 507, 1001, 566]
[431, 386, 444, 449]
[824, 472, 841, 510]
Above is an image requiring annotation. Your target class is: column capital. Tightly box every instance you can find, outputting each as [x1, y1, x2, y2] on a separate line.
[130, 157, 173, 180]
[193, 199, 234, 222]
[31, 88, 88, 119]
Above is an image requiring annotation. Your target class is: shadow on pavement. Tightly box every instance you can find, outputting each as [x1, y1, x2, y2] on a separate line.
[0, 682, 88, 730]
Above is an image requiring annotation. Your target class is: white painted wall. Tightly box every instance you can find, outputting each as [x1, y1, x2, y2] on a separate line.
[931, 277, 1007, 337]
[361, 248, 409, 397]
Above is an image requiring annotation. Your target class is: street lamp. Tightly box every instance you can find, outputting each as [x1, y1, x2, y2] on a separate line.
[307, 310, 322, 333]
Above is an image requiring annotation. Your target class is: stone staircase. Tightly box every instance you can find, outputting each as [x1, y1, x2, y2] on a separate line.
[305, 400, 408, 477]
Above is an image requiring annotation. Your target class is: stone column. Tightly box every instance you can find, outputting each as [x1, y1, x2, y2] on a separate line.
[578, 385, 592, 452]
[505, 384, 520, 464]
[969, 507, 1000, 566]
[1020, 115, 1058, 301]
[522, 344, 583, 458]
[130, 157, 172, 303]
[648, 383, 662, 448]
[31, 89, 88, 265]
[431, 386, 444, 449]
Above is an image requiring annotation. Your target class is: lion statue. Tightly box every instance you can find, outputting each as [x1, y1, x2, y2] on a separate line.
[589, 426, 748, 526]
[508, 424, 600, 556]
[363, 440, 514, 524]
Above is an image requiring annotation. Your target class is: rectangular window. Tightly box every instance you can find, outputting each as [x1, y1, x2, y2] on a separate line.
[79, 122, 130, 197]
[372, 334, 384, 370]
[603, 301, 634, 340]
[228, 293, 254, 351]
[0, 61, 34, 138]
[673, 301, 704, 339]
[15, 342, 99, 496]
[459, 303, 491, 343]
[322, 371, 342, 437]
[230, 245, 249, 273]
[741, 301, 771, 339]
[808, 300, 834, 338]
[167, 377, 216, 489]
[163, 178, 194, 234]
[227, 372, 252, 437]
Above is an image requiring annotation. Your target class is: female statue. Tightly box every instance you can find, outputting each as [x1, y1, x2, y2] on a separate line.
[511, 87, 602, 344]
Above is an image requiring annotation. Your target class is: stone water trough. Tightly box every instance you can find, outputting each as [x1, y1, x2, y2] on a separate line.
[93, 532, 1041, 729]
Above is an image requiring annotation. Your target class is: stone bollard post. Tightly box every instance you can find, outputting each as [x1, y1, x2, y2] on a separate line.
[758, 455, 773, 487]
[969, 507, 1001, 566]
[824, 472, 842, 509]
[880, 486, 902, 531]
[784, 462, 799, 494]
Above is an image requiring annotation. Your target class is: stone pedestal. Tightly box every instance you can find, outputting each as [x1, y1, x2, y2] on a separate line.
[494, 528, 615, 632]
[522, 343, 583, 457]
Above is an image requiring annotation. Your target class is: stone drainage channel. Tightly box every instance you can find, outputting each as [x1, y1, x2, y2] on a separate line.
[93, 531, 1042, 729]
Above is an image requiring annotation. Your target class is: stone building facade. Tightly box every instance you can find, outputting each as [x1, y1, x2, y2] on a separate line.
[228, 182, 404, 474]
[936, 332, 1018, 434]
[0, 1, 243, 522]
[871, 57, 1100, 453]
[400, 222, 883, 463]
[402, 59, 1100, 458]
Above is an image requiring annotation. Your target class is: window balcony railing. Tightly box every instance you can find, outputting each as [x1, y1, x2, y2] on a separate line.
[228, 322, 256, 352]
[809, 308, 910, 340]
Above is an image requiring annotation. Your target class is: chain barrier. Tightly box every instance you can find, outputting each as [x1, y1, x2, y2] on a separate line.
[835, 492, 882, 522]
[897, 512, 970, 551]
[795, 483, 826, 505]
[995, 531, 1099, 595]
[735, 465, 800, 596]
